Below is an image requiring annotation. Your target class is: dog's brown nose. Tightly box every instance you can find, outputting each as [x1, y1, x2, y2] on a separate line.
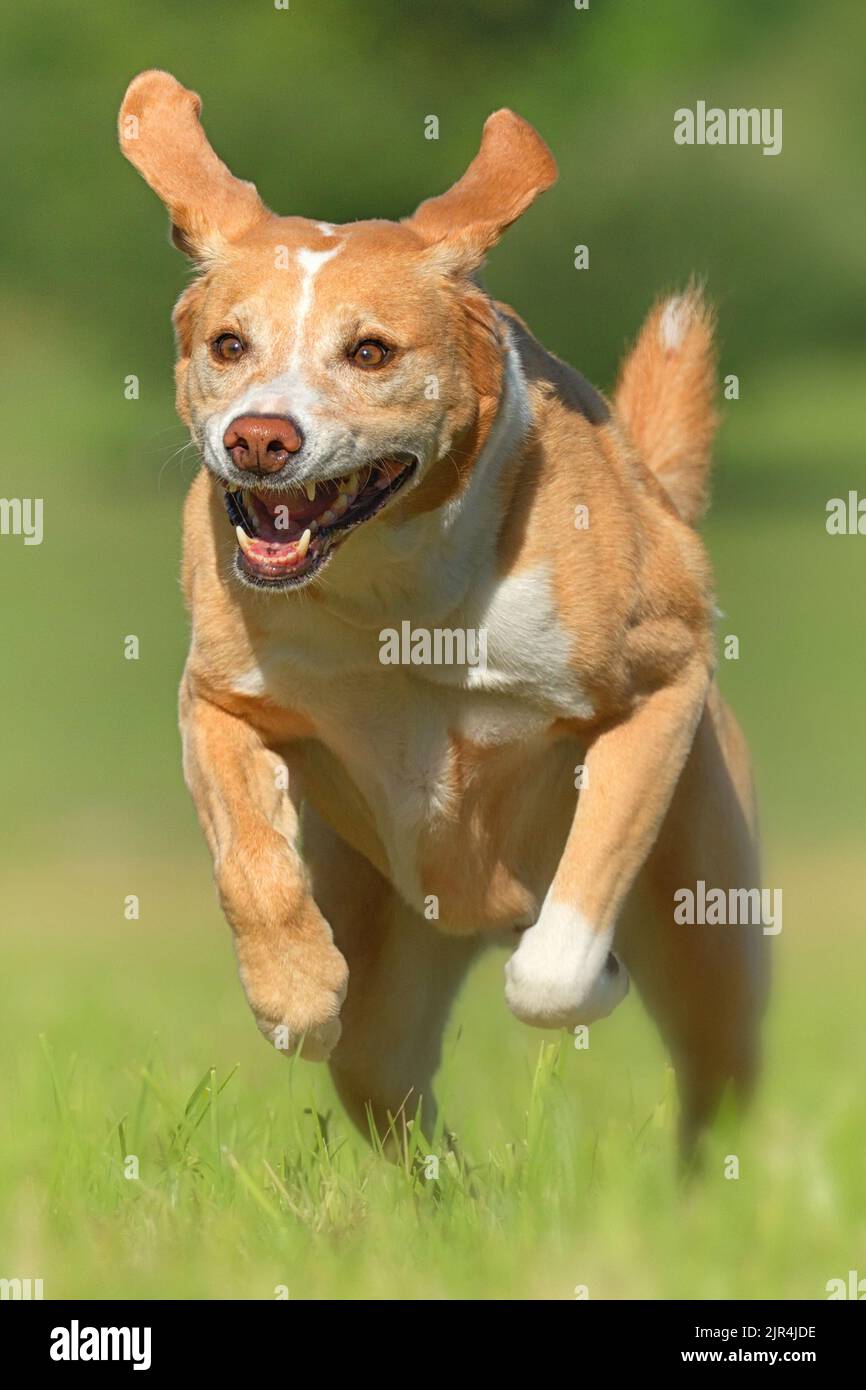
[223, 415, 303, 474]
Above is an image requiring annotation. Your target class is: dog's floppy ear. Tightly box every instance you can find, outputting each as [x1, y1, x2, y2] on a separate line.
[118, 70, 268, 259]
[405, 110, 557, 274]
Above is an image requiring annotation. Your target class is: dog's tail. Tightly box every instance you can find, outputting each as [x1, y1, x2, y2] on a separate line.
[614, 285, 718, 525]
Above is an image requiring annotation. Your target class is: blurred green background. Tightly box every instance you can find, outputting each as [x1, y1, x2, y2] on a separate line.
[0, 0, 864, 1300]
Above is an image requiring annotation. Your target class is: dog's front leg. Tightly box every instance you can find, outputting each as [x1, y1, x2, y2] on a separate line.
[180, 676, 348, 1060]
[506, 657, 711, 1029]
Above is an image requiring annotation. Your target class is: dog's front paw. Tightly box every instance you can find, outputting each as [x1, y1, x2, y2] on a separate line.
[236, 927, 349, 1062]
[505, 902, 629, 1030]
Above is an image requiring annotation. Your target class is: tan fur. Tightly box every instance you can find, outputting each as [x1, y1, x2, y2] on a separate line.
[614, 286, 718, 524]
[407, 108, 557, 271]
[119, 71, 767, 1154]
[119, 70, 268, 254]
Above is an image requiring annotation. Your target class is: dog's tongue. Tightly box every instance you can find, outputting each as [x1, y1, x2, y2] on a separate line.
[247, 461, 406, 542]
[248, 487, 335, 541]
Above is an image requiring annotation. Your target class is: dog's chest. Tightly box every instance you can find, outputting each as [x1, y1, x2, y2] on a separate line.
[231, 567, 590, 920]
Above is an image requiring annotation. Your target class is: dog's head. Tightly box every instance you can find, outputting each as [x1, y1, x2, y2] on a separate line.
[119, 71, 556, 591]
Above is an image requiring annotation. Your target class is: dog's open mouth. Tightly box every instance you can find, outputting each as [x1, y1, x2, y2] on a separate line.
[222, 456, 416, 588]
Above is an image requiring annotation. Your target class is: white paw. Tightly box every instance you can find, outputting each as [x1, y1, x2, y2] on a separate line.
[504, 902, 629, 1029]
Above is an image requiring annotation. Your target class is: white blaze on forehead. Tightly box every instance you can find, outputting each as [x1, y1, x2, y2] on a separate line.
[291, 244, 346, 372]
[291, 244, 343, 368]
[213, 241, 344, 440]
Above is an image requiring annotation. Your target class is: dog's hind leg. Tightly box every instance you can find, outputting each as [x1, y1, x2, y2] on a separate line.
[618, 686, 770, 1157]
[302, 804, 478, 1151]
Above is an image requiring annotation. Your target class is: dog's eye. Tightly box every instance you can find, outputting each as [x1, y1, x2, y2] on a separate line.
[350, 340, 391, 368]
[212, 333, 245, 362]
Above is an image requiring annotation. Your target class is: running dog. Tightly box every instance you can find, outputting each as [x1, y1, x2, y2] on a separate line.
[118, 71, 769, 1152]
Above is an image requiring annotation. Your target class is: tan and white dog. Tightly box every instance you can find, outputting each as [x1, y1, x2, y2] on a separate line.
[119, 71, 769, 1152]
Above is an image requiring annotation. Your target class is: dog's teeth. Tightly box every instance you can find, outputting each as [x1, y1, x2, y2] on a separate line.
[226, 483, 240, 493]
[346, 472, 359, 495]
[296, 528, 312, 558]
[304, 480, 317, 502]
[320, 508, 336, 526]
[309, 519, 319, 535]
[333, 493, 350, 516]
[235, 524, 254, 555]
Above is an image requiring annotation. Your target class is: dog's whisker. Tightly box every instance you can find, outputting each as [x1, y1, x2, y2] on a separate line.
[156, 440, 200, 491]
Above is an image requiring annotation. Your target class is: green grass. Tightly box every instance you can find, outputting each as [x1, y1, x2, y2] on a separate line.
[2, 845, 863, 1301]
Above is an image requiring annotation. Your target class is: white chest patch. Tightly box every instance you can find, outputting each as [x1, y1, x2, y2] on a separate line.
[462, 564, 595, 721]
